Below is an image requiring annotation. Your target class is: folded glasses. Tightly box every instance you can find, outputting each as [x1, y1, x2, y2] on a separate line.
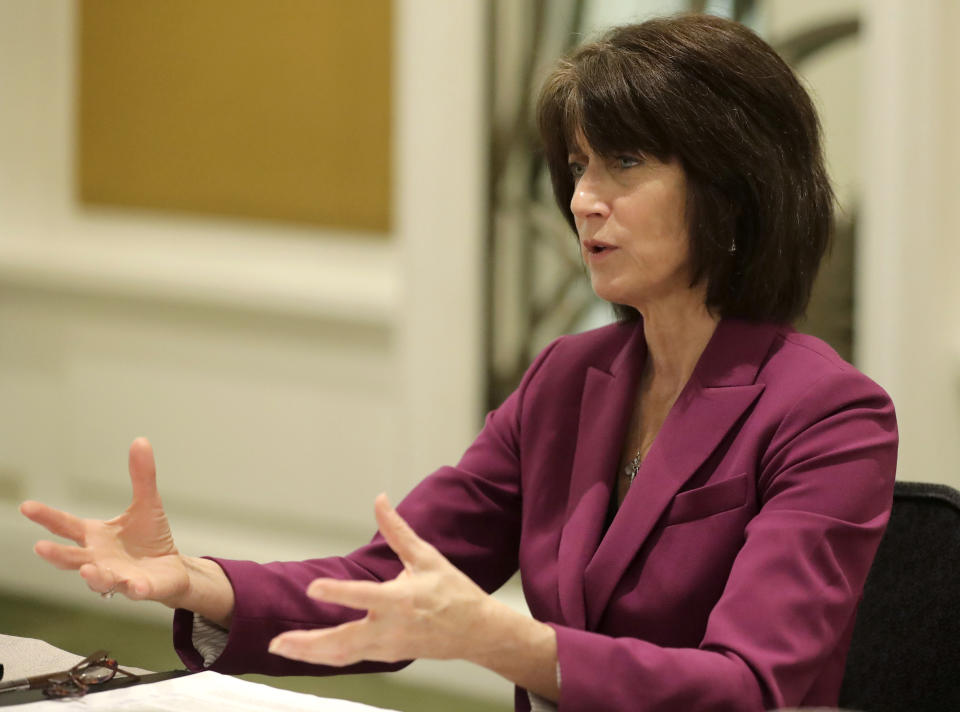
[0, 649, 141, 699]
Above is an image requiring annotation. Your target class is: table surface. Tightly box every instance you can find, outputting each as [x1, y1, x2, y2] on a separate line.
[0, 634, 151, 681]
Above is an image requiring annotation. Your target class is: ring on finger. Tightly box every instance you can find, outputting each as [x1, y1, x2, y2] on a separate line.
[100, 585, 117, 599]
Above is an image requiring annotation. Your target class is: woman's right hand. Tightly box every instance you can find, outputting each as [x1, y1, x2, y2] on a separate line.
[20, 437, 191, 607]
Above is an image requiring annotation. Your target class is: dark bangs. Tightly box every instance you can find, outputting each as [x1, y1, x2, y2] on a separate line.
[537, 48, 674, 235]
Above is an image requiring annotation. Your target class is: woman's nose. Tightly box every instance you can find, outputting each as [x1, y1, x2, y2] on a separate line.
[570, 173, 610, 221]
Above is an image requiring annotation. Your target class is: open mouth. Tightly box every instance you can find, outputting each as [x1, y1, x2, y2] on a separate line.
[586, 243, 614, 254]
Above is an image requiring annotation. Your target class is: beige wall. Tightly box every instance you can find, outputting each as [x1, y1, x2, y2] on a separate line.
[856, 0, 960, 489]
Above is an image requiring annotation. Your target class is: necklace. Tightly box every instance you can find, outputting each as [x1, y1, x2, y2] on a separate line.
[624, 447, 643, 485]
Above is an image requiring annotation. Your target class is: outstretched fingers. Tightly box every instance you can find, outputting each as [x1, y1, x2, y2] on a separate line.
[127, 437, 160, 505]
[77, 561, 149, 599]
[307, 578, 394, 611]
[19, 501, 86, 544]
[277, 497, 489, 668]
[373, 494, 435, 571]
[269, 620, 374, 666]
[79, 562, 124, 595]
[33, 540, 92, 570]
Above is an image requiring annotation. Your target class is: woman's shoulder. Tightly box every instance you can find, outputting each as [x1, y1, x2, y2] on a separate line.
[757, 324, 895, 416]
[764, 326, 871, 381]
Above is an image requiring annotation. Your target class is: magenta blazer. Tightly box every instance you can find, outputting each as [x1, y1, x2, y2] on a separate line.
[174, 319, 898, 711]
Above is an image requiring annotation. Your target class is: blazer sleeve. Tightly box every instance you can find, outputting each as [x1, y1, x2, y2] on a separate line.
[173, 338, 563, 676]
[549, 368, 898, 711]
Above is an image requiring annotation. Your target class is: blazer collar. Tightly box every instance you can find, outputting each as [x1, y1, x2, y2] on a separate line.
[555, 322, 644, 629]
[556, 318, 781, 630]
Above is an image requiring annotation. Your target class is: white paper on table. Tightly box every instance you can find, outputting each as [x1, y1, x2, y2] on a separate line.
[12, 670, 401, 711]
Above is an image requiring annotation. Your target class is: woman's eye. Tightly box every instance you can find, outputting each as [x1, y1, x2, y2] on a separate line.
[568, 162, 585, 179]
[616, 155, 641, 169]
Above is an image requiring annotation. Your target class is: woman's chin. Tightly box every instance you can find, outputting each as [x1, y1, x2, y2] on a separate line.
[590, 282, 636, 309]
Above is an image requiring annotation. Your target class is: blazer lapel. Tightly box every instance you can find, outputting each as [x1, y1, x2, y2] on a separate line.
[581, 319, 778, 630]
[556, 324, 645, 629]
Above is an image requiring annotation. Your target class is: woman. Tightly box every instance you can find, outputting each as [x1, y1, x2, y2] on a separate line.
[20, 14, 897, 711]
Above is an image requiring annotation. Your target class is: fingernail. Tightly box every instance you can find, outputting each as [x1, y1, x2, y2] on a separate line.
[268, 639, 286, 655]
[308, 582, 325, 598]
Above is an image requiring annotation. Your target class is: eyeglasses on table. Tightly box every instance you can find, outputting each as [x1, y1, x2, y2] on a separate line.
[0, 649, 141, 699]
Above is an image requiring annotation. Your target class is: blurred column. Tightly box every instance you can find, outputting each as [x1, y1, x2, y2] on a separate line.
[394, 0, 487, 486]
[857, 0, 960, 486]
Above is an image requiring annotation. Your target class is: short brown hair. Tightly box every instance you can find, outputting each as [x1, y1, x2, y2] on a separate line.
[536, 14, 834, 323]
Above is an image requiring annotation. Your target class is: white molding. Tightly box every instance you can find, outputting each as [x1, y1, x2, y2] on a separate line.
[0, 222, 397, 326]
[394, 0, 487, 487]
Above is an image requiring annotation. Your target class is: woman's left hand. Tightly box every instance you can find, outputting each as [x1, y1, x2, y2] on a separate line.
[268, 494, 494, 666]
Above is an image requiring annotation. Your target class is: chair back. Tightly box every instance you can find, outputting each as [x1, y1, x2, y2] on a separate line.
[839, 480, 960, 712]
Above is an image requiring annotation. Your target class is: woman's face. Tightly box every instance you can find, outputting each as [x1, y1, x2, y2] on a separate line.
[568, 135, 695, 312]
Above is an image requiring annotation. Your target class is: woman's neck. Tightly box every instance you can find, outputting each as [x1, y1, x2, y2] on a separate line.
[637, 297, 719, 399]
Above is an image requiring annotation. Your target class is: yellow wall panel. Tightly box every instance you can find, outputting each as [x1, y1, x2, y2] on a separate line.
[78, 0, 392, 232]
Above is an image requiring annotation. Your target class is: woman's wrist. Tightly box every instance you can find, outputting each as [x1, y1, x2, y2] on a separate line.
[465, 597, 560, 701]
[169, 556, 235, 628]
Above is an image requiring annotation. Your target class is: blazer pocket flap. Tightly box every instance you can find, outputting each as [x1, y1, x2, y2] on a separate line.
[664, 474, 749, 527]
